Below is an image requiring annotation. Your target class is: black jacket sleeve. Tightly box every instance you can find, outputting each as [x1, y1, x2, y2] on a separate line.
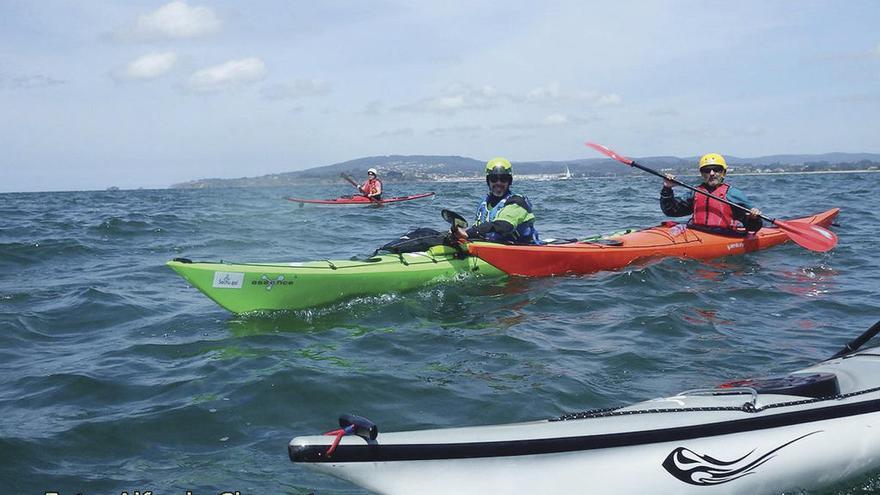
[660, 187, 694, 217]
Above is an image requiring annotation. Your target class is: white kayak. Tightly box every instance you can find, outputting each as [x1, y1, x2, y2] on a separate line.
[289, 321, 880, 495]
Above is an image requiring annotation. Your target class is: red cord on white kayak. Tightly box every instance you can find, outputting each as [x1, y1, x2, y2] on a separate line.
[324, 424, 356, 456]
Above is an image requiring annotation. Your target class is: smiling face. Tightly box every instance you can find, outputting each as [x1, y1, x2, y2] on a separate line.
[700, 165, 726, 187]
[487, 173, 512, 197]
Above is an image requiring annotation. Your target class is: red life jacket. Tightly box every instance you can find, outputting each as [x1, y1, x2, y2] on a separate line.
[361, 178, 382, 195]
[691, 183, 736, 228]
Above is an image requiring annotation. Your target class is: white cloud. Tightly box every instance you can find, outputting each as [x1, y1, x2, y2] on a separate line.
[396, 83, 502, 114]
[115, 52, 178, 81]
[544, 113, 569, 125]
[493, 112, 597, 131]
[261, 79, 331, 100]
[522, 83, 622, 108]
[594, 93, 622, 107]
[187, 58, 267, 92]
[395, 81, 618, 116]
[427, 125, 483, 137]
[430, 95, 465, 111]
[526, 82, 561, 102]
[0, 73, 66, 90]
[130, 1, 221, 40]
[371, 128, 414, 139]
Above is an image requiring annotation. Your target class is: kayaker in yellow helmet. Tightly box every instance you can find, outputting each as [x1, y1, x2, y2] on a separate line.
[453, 157, 539, 244]
[661, 153, 762, 232]
[358, 168, 383, 201]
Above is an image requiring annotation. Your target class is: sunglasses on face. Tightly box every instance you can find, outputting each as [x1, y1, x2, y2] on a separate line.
[487, 174, 512, 184]
[700, 166, 725, 174]
[368, 173, 376, 176]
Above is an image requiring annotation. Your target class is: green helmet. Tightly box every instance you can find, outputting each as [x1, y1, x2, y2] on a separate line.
[485, 157, 513, 185]
[485, 157, 512, 175]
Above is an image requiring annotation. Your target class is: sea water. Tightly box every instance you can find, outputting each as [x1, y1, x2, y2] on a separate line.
[1, 173, 879, 494]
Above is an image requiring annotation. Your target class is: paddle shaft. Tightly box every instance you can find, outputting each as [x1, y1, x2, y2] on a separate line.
[629, 161, 773, 223]
[340, 173, 360, 189]
[830, 320, 880, 360]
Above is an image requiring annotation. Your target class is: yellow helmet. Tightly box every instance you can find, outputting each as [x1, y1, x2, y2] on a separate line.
[485, 157, 513, 176]
[698, 153, 727, 171]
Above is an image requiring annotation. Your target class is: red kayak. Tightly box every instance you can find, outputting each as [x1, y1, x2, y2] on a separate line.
[467, 208, 839, 276]
[287, 192, 435, 206]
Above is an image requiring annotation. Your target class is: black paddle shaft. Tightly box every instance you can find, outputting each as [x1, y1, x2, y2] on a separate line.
[340, 173, 359, 188]
[830, 320, 880, 360]
[629, 161, 775, 224]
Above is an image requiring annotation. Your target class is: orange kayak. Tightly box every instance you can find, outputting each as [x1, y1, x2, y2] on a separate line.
[467, 208, 839, 276]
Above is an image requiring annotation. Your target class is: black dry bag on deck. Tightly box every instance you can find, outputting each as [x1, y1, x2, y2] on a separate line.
[374, 228, 449, 255]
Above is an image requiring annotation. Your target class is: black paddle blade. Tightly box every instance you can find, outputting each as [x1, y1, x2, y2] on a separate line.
[441, 209, 468, 229]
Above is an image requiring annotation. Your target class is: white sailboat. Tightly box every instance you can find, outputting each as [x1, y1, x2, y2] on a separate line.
[560, 165, 572, 180]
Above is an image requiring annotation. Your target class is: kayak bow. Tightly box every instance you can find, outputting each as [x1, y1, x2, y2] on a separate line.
[166, 245, 504, 313]
[289, 323, 880, 494]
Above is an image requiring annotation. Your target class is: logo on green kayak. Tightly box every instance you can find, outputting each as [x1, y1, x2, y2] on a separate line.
[252, 274, 294, 290]
[213, 271, 244, 289]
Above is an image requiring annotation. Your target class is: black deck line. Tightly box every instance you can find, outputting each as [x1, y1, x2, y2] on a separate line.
[289, 397, 880, 463]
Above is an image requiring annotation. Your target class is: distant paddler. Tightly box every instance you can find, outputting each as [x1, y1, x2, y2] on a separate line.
[340, 168, 383, 202]
[358, 168, 383, 201]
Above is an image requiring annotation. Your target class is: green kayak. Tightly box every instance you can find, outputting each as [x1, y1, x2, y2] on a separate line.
[167, 245, 505, 314]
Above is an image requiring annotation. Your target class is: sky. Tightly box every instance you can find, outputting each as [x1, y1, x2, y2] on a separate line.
[1, 1, 879, 192]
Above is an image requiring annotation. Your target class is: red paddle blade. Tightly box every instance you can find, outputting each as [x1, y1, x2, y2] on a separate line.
[585, 142, 633, 165]
[774, 219, 838, 252]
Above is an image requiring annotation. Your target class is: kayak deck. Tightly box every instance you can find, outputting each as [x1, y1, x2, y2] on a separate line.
[167, 246, 504, 313]
[468, 208, 839, 276]
[289, 342, 880, 495]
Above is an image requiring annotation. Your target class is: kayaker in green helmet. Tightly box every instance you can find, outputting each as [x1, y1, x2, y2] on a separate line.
[453, 157, 539, 244]
[358, 168, 383, 201]
[661, 153, 762, 233]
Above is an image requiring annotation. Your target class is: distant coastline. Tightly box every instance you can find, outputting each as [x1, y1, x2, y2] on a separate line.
[734, 169, 880, 176]
[512, 168, 880, 182]
[169, 153, 880, 189]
